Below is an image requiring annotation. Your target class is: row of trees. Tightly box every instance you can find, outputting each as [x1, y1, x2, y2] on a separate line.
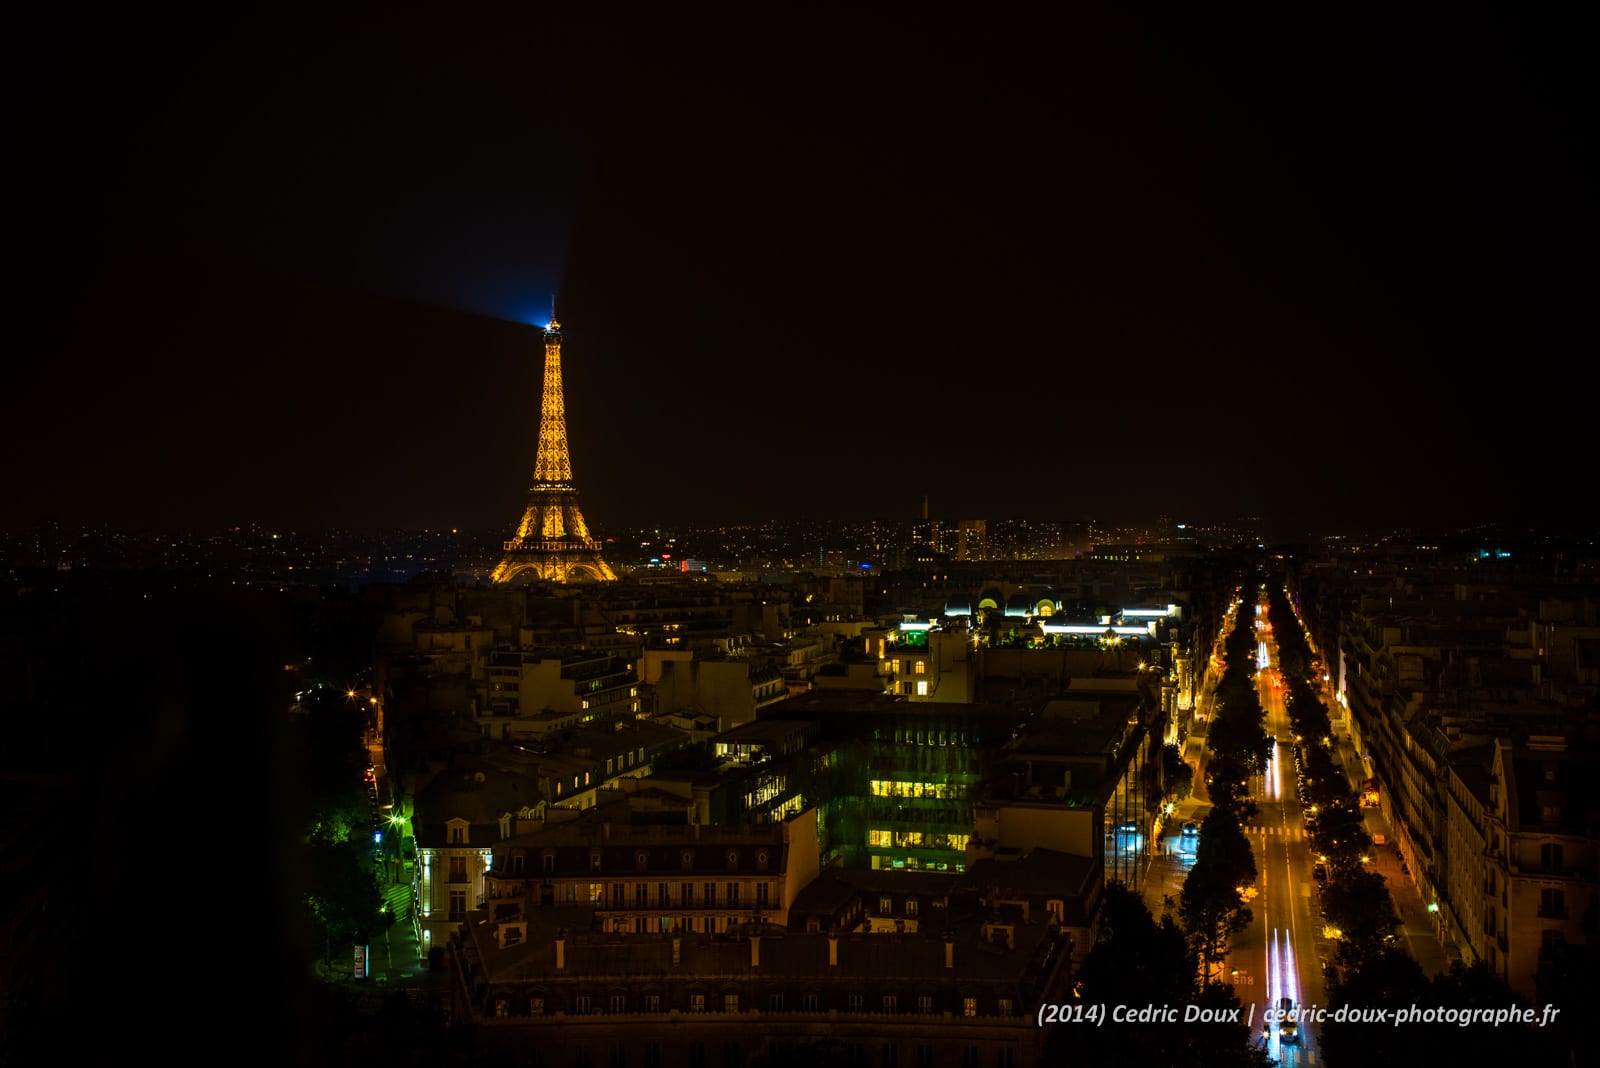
[1179, 577, 1270, 984]
[293, 686, 387, 968]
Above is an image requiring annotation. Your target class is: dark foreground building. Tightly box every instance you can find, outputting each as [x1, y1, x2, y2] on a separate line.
[448, 895, 1071, 1067]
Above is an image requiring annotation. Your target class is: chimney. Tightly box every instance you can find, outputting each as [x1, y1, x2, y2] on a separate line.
[602, 822, 611, 841]
[555, 927, 566, 970]
[671, 930, 681, 966]
[750, 933, 761, 968]
[944, 929, 954, 969]
[828, 927, 838, 967]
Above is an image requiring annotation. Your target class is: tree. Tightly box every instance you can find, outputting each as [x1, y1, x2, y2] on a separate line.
[1536, 928, 1598, 1060]
[1308, 802, 1368, 870]
[1207, 712, 1270, 775]
[1323, 952, 1569, 1066]
[1201, 751, 1258, 822]
[1162, 742, 1193, 802]
[1056, 884, 1270, 1067]
[1425, 961, 1564, 1059]
[1196, 806, 1257, 888]
[1180, 856, 1252, 985]
[305, 837, 385, 964]
[1319, 868, 1399, 977]
[297, 689, 373, 842]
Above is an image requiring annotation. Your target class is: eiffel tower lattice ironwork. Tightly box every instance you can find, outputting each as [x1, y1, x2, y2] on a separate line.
[491, 317, 617, 584]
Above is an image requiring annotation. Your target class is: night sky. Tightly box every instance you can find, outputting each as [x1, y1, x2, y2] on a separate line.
[9, 9, 1594, 536]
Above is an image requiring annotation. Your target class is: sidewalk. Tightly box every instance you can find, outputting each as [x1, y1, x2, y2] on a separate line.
[1331, 737, 1454, 979]
[351, 863, 451, 992]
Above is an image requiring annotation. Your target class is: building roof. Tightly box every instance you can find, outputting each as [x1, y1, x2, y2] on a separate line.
[415, 759, 547, 830]
[459, 905, 1066, 985]
[966, 849, 1098, 925]
[713, 718, 815, 746]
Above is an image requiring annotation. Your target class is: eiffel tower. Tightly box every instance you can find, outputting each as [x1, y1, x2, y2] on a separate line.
[491, 317, 617, 584]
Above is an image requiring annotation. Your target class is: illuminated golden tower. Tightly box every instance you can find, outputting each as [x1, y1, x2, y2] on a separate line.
[491, 317, 617, 583]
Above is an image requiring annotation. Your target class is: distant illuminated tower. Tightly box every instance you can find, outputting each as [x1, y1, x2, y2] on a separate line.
[491, 317, 617, 584]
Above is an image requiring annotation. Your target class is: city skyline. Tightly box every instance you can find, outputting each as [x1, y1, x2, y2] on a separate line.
[11, 10, 1594, 535]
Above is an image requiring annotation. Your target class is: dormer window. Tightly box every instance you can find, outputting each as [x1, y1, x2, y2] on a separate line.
[681, 850, 695, 870]
[636, 850, 650, 871]
[448, 819, 468, 845]
[511, 855, 525, 875]
[726, 849, 739, 870]
[590, 851, 603, 873]
[755, 850, 769, 871]
[542, 852, 555, 875]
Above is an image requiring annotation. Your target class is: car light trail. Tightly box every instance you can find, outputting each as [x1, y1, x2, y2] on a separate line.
[1269, 927, 1281, 1025]
[1284, 928, 1301, 1014]
[1270, 741, 1281, 799]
